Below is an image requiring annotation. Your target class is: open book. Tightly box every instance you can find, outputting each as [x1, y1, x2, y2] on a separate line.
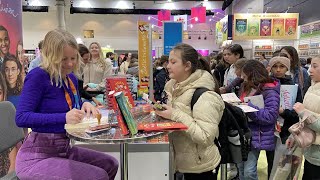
[64, 109, 110, 130]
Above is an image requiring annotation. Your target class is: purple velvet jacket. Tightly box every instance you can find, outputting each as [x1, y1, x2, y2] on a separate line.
[246, 80, 280, 151]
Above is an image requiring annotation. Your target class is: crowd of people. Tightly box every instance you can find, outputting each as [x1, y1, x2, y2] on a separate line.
[1, 27, 320, 180]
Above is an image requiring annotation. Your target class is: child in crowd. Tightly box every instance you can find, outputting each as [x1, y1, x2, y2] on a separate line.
[222, 44, 244, 87]
[237, 60, 280, 180]
[155, 43, 224, 180]
[280, 46, 310, 96]
[267, 56, 302, 178]
[15, 29, 118, 179]
[287, 55, 320, 180]
[220, 58, 246, 95]
[154, 55, 169, 102]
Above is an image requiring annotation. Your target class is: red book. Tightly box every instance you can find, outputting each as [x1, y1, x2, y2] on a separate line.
[106, 77, 135, 108]
[108, 91, 129, 135]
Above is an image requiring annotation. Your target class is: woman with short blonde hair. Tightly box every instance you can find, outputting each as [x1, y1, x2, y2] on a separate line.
[15, 29, 118, 179]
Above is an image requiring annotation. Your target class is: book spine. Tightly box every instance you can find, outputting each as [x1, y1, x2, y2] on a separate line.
[115, 92, 138, 135]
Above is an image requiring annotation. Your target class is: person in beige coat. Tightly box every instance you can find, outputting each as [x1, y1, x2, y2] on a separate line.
[287, 55, 320, 180]
[155, 43, 224, 180]
[83, 42, 112, 92]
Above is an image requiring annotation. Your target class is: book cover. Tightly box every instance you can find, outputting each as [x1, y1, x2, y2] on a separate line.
[115, 92, 138, 135]
[285, 18, 297, 37]
[244, 95, 265, 109]
[106, 77, 135, 108]
[248, 19, 259, 36]
[108, 91, 129, 135]
[280, 85, 298, 110]
[235, 19, 248, 37]
[138, 121, 188, 132]
[260, 19, 272, 36]
[272, 18, 285, 36]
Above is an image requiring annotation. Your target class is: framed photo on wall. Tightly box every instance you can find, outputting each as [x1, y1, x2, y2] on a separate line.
[83, 30, 94, 38]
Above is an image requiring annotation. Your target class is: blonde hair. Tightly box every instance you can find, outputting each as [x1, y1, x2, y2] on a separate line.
[41, 29, 81, 86]
[89, 42, 106, 69]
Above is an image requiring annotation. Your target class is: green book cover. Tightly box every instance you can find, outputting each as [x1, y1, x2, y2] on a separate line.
[248, 19, 259, 36]
[235, 19, 248, 37]
[115, 92, 138, 135]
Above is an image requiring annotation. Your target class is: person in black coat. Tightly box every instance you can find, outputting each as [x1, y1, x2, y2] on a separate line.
[154, 55, 169, 102]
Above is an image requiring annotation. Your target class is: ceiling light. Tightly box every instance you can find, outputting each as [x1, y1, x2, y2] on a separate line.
[152, 24, 155, 28]
[116, 1, 130, 9]
[209, 19, 212, 21]
[163, 2, 175, 10]
[168, 0, 172, 2]
[204, 0, 208, 1]
[79, 0, 91, 8]
[76, 38, 83, 44]
[30, 0, 41, 6]
[148, 16, 151, 20]
[190, 24, 193, 28]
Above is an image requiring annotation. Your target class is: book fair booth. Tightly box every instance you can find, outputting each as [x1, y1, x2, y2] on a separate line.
[2, 0, 320, 179]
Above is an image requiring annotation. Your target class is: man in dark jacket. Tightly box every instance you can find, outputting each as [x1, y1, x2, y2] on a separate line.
[154, 55, 169, 102]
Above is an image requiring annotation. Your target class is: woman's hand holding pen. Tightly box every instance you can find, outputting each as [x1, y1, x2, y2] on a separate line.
[66, 108, 85, 124]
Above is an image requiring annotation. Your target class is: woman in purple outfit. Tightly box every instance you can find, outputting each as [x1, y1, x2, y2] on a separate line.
[15, 29, 118, 180]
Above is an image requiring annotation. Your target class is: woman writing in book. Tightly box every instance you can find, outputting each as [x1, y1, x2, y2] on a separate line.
[237, 60, 280, 180]
[155, 43, 225, 180]
[287, 55, 320, 180]
[15, 29, 118, 180]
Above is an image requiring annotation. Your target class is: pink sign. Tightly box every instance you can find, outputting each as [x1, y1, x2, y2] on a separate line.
[191, 7, 206, 24]
[157, 10, 171, 26]
[197, 49, 209, 56]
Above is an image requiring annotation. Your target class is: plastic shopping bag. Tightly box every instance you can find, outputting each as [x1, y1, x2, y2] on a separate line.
[269, 138, 302, 180]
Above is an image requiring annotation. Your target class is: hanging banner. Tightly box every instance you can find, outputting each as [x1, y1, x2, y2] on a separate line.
[174, 15, 188, 31]
[191, 7, 206, 24]
[300, 20, 320, 39]
[157, 10, 171, 27]
[215, 15, 233, 45]
[233, 13, 299, 40]
[163, 22, 183, 55]
[0, 0, 24, 108]
[138, 21, 150, 86]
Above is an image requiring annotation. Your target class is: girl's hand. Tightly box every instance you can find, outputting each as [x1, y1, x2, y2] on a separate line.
[154, 104, 172, 120]
[293, 102, 305, 115]
[81, 102, 99, 118]
[279, 107, 284, 114]
[66, 108, 85, 124]
[286, 136, 295, 149]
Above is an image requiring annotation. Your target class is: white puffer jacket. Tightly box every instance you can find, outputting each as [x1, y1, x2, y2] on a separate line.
[165, 70, 225, 173]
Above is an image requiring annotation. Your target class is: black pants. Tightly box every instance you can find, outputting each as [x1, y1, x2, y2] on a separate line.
[303, 160, 320, 180]
[265, 150, 275, 179]
[183, 170, 217, 180]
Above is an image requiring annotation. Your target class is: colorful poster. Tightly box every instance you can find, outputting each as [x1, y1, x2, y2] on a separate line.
[280, 85, 298, 110]
[260, 19, 272, 36]
[300, 20, 320, 38]
[157, 10, 171, 27]
[248, 19, 259, 36]
[233, 13, 299, 40]
[163, 22, 183, 55]
[285, 18, 298, 37]
[235, 19, 247, 37]
[191, 7, 206, 24]
[0, 0, 23, 108]
[138, 21, 150, 86]
[174, 15, 188, 31]
[272, 18, 285, 36]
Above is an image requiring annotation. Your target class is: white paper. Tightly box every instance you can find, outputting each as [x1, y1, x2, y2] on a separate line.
[221, 93, 241, 103]
[244, 95, 264, 109]
[236, 105, 259, 113]
[280, 84, 298, 110]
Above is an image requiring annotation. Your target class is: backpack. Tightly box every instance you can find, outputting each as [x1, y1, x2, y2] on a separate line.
[191, 88, 252, 164]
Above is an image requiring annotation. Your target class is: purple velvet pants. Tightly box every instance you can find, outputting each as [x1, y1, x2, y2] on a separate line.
[15, 132, 118, 180]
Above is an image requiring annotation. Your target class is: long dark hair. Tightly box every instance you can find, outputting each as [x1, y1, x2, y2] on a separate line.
[172, 43, 220, 93]
[78, 44, 89, 57]
[2, 54, 23, 95]
[280, 46, 300, 71]
[241, 60, 273, 94]
[0, 73, 7, 101]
